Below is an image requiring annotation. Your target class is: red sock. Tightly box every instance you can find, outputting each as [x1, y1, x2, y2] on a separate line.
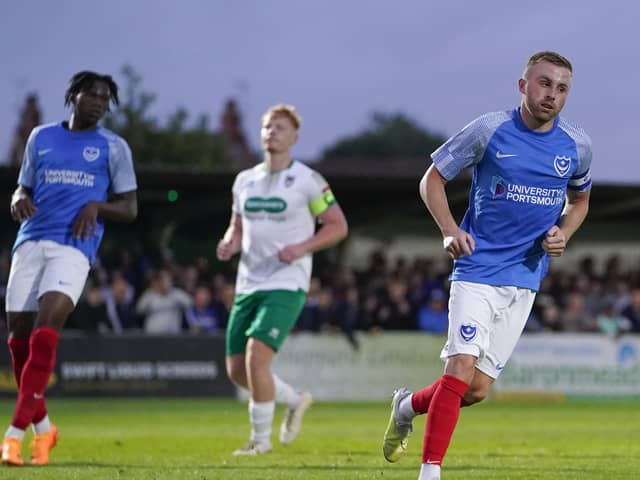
[12, 328, 59, 430]
[411, 378, 442, 414]
[412, 378, 473, 414]
[422, 374, 469, 465]
[8, 337, 48, 424]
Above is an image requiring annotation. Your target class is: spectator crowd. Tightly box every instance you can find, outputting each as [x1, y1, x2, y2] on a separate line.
[1, 243, 639, 338]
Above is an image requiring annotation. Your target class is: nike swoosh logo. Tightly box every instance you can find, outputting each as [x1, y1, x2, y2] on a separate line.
[496, 151, 517, 159]
[33, 393, 44, 399]
[38, 148, 53, 156]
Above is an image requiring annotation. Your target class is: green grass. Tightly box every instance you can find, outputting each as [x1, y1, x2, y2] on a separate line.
[0, 398, 638, 479]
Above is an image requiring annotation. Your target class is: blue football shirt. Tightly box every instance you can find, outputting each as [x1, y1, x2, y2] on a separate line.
[14, 122, 137, 264]
[431, 108, 592, 291]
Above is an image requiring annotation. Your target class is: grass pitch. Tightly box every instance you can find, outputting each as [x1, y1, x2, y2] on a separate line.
[0, 398, 638, 479]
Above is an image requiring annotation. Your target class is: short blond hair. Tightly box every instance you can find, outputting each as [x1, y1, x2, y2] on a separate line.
[524, 51, 573, 76]
[262, 104, 302, 130]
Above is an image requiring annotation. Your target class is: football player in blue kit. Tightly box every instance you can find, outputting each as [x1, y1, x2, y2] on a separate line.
[382, 51, 592, 480]
[2, 71, 138, 466]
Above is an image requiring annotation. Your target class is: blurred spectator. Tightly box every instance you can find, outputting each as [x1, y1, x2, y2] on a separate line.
[360, 249, 388, 294]
[578, 255, 597, 280]
[179, 265, 202, 295]
[583, 278, 605, 318]
[560, 292, 596, 332]
[136, 269, 192, 334]
[596, 301, 631, 337]
[611, 280, 631, 313]
[523, 310, 544, 332]
[103, 271, 138, 331]
[327, 286, 360, 349]
[68, 283, 112, 334]
[214, 275, 236, 314]
[298, 277, 330, 331]
[185, 285, 225, 334]
[621, 289, 640, 333]
[407, 270, 427, 311]
[535, 295, 563, 331]
[116, 246, 152, 295]
[604, 254, 623, 285]
[367, 276, 415, 331]
[417, 289, 448, 333]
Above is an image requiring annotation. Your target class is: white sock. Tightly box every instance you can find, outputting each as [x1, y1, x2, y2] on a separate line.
[249, 400, 275, 443]
[4, 426, 25, 441]
[273, 374, 301, 408]
[398, 393, 416, 422]
[33, 415, 51, 435]
[419, 463, 441, 480]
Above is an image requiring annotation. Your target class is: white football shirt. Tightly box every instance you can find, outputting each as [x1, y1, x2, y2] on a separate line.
[232, 161, 336, 294]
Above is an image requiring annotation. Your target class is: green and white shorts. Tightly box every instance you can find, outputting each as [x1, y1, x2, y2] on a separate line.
[226, 289, 306, 355]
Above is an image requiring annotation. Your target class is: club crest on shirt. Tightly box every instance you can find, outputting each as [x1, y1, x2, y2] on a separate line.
[285, 175, 295, 187]
[83, 146, 100, 162]
[553, 155, 571, 177]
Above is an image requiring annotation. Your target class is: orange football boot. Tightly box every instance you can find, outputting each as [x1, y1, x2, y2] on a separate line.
[29, 424, 58, 465]
[1, 437, 23, 466]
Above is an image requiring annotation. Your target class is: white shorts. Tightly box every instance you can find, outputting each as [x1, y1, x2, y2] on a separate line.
[5, 240, 91, 311]
[440, 280, 536, 379]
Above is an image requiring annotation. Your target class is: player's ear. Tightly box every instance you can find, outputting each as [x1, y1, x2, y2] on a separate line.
[518, 78, 526, 95]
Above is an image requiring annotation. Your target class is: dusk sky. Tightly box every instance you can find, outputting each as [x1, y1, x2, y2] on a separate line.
[1, 1, 637, 184]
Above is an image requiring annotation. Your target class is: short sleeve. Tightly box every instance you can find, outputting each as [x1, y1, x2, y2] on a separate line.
[568, 133, 592, 192]
[108, 136, 137, 193]
[231, 172, 244, 215]
[431, 111, 511, 180]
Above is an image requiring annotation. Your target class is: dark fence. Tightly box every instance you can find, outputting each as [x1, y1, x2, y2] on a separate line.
[0, 333, 234, 398]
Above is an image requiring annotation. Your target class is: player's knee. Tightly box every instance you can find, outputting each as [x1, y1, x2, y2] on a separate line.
[245, 339, 274, 372]
[445, 354, 478, 384]
[226, 360, 245, 385]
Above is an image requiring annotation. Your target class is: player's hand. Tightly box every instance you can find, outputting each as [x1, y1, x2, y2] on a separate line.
[442, 229, 475, 260]
[542, 225, 566, 257]
[216, 239, 234, 261]
[73, 202, 99, 240]
[10, 194, 37, 222]
[278, 244, 307, 264]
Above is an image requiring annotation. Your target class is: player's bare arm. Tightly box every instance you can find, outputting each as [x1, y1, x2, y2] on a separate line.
[543, 189, 590, 257]
[420, 164, 475, 260]
[10, 186, 37, 222]
[72, 191, 137, 240]
[217, 213, 242, 261]
[278, 203, 348, 264]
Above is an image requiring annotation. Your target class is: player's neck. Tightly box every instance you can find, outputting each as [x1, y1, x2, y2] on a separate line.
[519, 105, 555, 132]
[264, 152, 293, 172]
[67, 114, 98, 132]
